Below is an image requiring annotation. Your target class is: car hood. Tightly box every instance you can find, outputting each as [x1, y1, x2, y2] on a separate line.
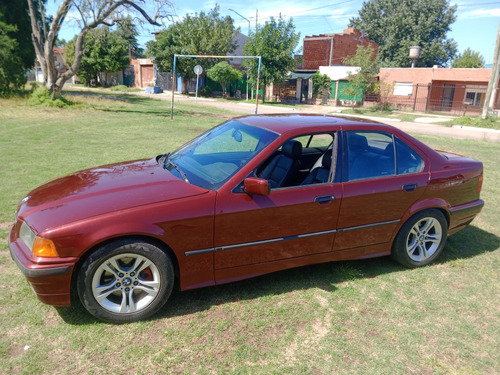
[17, 158, 209, 233]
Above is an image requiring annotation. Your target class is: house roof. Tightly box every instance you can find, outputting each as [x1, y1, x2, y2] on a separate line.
[379, 67, 492, 84]
[288, 72, 316, 79]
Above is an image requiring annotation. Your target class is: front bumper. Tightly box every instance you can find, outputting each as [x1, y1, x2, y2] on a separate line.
[9, 226, 77, 306]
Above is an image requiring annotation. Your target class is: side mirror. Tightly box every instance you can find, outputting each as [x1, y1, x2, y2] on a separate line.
[244, 177, 270, 196]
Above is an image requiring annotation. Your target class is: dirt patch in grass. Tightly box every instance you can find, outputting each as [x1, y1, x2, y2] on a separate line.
[0, 222, 14, 230]
[8, 344, 25, 359]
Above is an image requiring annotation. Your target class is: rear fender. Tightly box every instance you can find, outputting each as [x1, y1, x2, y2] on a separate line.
[391, 198, 450, 242]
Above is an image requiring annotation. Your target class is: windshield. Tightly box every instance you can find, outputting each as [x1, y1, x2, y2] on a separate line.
[164, 120, 279, 190]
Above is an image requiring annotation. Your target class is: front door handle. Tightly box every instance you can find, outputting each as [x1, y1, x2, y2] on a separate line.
[315, 195, 334, 204]
[402, 183, 418, 192]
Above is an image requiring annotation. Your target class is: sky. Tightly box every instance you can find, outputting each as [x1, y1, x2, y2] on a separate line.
[49, 0, 500, 65]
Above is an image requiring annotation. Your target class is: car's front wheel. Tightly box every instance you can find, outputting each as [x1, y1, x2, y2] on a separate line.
[392, 209, 448, 268]
[77, 240, 174, 323]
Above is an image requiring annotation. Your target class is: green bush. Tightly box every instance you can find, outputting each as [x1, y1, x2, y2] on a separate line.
[451, 115, 499, 128]
[110, 85, 128, 91]
[27, 87, 70, 108]
[198, 86, 212, 97]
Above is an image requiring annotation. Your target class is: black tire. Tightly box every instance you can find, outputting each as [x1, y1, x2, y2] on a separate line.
[391, 209, 448, 268]
[77, 239, 174, 323]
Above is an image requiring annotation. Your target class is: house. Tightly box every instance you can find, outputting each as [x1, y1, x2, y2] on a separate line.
[131, 58, 155, 88]
[271, 28, 378, 104]
[301, 28, 378, 70]
[27, 47, 74, 84]
[378, 67, 500, 115]
[319, 65, 362, 105]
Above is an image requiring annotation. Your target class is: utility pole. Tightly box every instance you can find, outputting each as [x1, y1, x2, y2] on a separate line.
[482, 22, 500, 120]
[229, 8, 251, 100]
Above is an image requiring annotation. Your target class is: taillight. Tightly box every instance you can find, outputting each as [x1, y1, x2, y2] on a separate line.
[477, 174, 483, 193]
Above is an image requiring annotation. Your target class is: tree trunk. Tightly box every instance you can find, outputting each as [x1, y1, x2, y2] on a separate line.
[182, 76, 190, 94]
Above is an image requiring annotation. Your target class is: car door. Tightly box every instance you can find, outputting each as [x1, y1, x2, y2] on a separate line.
[333, 130, 429, 251]
[214, 133, 342, 272]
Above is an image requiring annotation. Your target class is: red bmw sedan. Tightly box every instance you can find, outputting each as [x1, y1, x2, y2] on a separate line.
[9, 114, 484, 323]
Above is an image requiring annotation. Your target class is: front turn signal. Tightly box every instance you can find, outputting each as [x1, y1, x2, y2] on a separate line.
[32, 237, 59, 258]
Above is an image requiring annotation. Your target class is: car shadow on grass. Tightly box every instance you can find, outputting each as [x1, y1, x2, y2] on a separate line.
[56, 225, 499, 325]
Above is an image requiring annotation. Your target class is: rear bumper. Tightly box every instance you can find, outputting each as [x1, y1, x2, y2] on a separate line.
[9, 227, 76, 306]
[449, 199, 484, 235]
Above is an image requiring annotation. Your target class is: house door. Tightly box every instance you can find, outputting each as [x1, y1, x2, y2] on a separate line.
[441, 84, 455, 109]
[301, 78, 309, 103]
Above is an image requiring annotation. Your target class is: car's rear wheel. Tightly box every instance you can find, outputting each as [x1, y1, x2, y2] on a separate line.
[77, 240, 174, 323]
[392, 209, 448, 268]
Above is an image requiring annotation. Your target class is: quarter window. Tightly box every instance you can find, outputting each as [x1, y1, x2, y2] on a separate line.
[395, 138, 424, 174]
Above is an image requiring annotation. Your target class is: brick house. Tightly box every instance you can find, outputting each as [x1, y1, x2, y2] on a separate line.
[271, 28, 378, 104]
[378, 67, 500, 115]
[302, 28, 378, 70]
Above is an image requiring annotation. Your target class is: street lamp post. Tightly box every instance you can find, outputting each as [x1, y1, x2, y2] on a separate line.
[229, 8, 251, 101]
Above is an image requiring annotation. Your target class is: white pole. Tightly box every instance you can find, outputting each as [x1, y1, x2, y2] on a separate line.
[195, 73, 200, 103]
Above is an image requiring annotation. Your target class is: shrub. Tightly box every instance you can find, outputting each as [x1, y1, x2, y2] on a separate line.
[198, 86, 212, 97]
[110, 85, 128, 91]
[27, 87, 70, 108]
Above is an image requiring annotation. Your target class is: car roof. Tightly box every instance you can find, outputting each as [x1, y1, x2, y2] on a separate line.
[234, 114, 393, 134]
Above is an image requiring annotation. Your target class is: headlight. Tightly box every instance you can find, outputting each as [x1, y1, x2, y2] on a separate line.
[19, 222, 36, 250]
[19, 222, 59, 257]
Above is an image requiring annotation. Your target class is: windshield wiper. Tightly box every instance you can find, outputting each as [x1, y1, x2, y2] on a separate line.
[156, 152, 170, 165]
[165, 158, 189, 183]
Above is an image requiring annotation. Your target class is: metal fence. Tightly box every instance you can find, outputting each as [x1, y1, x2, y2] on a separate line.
[386, 83, 489, 116]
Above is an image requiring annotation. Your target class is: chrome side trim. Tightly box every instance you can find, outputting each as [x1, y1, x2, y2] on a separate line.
[184, 229, 337, 256]
[337, 219, 400, 233]
[184, 247, 215, 256]
[184, 221, 400, 256]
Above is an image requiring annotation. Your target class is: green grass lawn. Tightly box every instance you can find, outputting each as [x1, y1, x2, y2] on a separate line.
[0, 93, 499, 374]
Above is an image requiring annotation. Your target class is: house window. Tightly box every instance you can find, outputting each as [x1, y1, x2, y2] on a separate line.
[464, 85, 486, 107]
[393, 82, 413, 96]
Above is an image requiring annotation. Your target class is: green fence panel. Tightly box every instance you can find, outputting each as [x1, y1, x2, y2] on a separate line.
[206, 77, 249, 95]
[338, 81, 362, 101]
[330, 81, 337, 99]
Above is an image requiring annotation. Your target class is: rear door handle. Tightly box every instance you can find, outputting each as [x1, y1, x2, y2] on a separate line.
[314, 195, 334, 204]
[402, 183, 418, 192]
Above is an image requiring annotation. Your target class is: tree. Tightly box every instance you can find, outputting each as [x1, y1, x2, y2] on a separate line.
[312, 72, 331, 104]
[342, 45, 379, 104]
[65, 26, 130, 86]
[0, 0, 36, 95]
[349, 0, 458, 67]
[115, 16, 143, 58]
[452, 48, 485, 68]
[27, 0, 174, 98]
[0, 20, 23, 96]
[146, 6, 237, 94]
[243, 15, 300, 101]
[207, 61, 243, 97]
